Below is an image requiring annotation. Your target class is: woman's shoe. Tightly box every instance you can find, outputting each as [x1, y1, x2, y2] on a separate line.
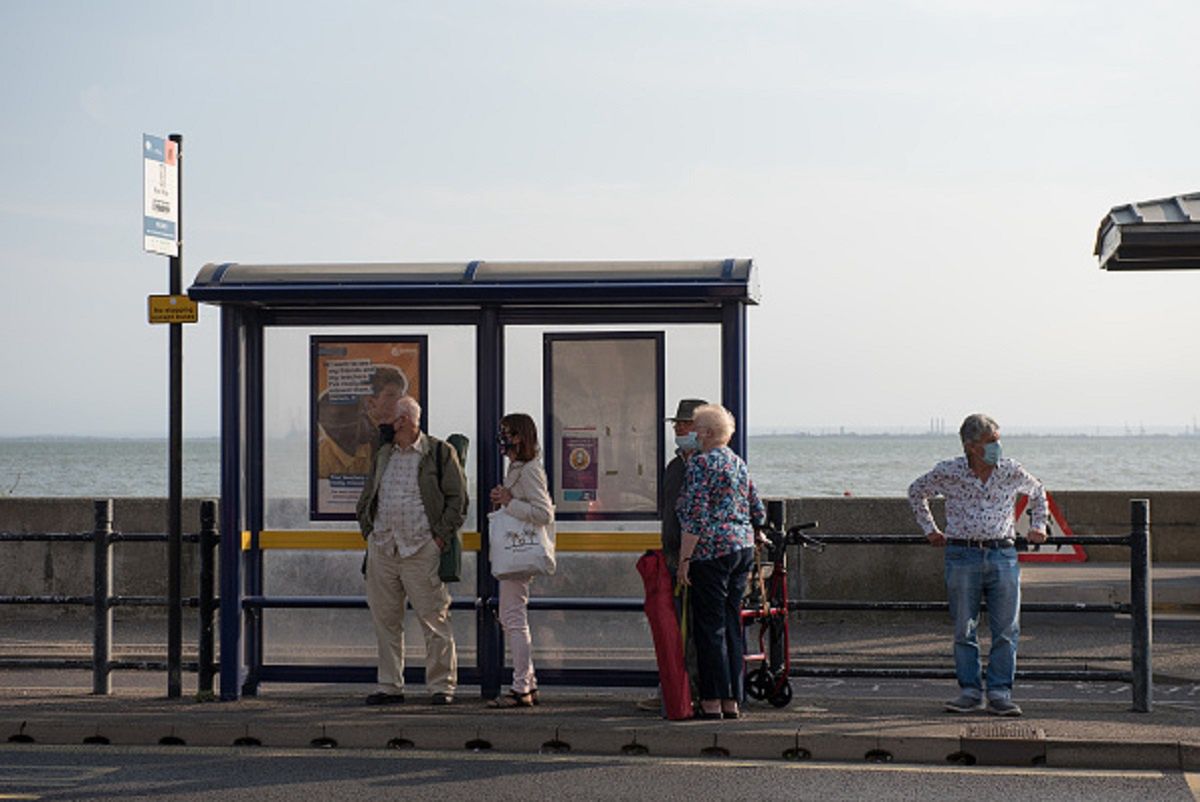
[696, 710, 723, 720]
[722, 709, 741, 720]
[488, 690, 535, 709]
[529, 688, 540, 706]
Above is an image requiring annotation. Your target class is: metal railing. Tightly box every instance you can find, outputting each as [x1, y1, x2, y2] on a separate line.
[5, 498, 1153, 711]
[0, 499, 219, 695]
[770, 499, 1154, 712]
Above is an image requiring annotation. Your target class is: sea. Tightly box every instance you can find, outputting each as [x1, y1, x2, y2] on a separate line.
[2, 434, 1198, 499]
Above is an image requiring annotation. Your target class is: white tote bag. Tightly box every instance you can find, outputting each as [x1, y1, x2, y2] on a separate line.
[488, 508, 557, 579]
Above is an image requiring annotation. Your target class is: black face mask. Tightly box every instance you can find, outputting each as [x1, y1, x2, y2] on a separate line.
[378, 423, 395, 445]
[497, 432, 516, 452]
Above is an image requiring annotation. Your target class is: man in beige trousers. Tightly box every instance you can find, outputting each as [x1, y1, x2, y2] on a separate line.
[356, 396, 466, 705]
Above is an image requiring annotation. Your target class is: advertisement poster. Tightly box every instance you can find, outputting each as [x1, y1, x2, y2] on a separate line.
[545, 333, 663, 520]
[310, 336, 426, 520]
[561, 433, 599, 502]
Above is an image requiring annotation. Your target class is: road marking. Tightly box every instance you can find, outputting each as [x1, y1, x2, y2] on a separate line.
[0, 765, 117, 788]
[365, 749, 1169, 780]
[0, 795, 42, 800]
[1185, 772, 1200, 802]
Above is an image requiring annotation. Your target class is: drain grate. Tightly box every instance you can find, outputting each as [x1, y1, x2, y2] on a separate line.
[962, 723, 1046, 740]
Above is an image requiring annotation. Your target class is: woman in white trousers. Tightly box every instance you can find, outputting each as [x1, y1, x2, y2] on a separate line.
[489, 412, 554, 707]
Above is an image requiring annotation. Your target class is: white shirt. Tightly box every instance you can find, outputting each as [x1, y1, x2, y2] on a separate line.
[908, 456, 1047, 540]
[371, 434, 434, 558]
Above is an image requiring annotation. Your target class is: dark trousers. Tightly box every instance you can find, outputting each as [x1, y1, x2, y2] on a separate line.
[689, 547, 754, 701]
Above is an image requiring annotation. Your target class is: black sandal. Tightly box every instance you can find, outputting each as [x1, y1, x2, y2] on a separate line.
[488, 690, 535, 708]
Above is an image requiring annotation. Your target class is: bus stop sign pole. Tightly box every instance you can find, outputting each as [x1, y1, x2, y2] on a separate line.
[167, 132, 184, 699]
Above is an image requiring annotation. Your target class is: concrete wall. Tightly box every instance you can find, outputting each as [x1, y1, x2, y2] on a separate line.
[782, 491, 1200, 602]
[1, 493, 1196, 614]
[0, 498, 214, 618]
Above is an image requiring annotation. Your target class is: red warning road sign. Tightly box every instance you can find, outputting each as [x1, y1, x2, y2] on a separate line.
[1014, 491, 1087, 563]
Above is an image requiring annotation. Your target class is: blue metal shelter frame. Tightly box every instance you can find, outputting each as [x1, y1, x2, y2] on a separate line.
[188, 259, 760, 701]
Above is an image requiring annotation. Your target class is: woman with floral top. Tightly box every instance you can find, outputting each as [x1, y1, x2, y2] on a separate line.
[676, 404, 766, 720]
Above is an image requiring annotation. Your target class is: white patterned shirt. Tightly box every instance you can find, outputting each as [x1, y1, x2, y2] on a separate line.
[371, 434, 434, 558]
[908, 456, 1047, 540]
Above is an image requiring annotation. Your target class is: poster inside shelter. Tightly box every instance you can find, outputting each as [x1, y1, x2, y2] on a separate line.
[561, 433, 599, 501]
[545, 333, 663, 519]
[310, 337, 426, 519]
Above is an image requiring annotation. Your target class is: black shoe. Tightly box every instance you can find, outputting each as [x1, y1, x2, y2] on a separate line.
[430, 693, 454, 706]
[365, 692, 404, 706]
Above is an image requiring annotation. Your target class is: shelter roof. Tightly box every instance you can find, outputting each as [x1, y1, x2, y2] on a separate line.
[188, 259, 759, 307]
[1094, 192, 1200, 270]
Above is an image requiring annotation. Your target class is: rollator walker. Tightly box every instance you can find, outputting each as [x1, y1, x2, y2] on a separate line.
[741, 516, 823, 709]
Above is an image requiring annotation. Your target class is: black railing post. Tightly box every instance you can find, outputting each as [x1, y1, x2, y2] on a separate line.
[198, 499, 218, 696]
[1129, 498, 1152, 713]
[766, 499, 785, 532]
[92, 499, 113, 695]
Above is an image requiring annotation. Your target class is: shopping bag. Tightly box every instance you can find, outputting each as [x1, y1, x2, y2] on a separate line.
[488, 508, 556, 578]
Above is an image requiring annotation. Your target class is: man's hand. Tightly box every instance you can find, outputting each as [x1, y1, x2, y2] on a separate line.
[926, 530, 946, 547]
[434, 536, 446, 551]
[1027, 529, 1048, 545]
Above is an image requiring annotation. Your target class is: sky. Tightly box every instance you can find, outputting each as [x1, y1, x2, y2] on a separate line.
[2, 0, 1198, 438]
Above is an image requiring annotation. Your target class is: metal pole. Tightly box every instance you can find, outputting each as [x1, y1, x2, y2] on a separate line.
[720, 298, 748, 458]
[1129, 498, 1152, 712]
[218, 306, 244, 701]
[478, 306, 504, 699]
[166, 132, 184, 698]
[92, 499, 113, 695]
[198, 499, 217, 696]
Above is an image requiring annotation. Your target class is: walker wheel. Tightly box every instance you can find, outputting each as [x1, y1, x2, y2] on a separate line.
[768, 681, 793, 708]
[746, 668, 772, 700]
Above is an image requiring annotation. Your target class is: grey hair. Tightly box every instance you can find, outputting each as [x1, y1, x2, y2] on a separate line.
[692, 403, 735, 446]
[959, 413, 999, 452]
[394, 395, 421, 421]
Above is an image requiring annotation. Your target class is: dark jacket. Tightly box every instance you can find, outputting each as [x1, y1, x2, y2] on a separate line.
[660, 452, 687, 574]
[356, 434, 467, 548]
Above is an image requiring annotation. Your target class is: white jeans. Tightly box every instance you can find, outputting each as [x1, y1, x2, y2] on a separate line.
[365, 538, 457, 696]
[499, 575, 536, 694]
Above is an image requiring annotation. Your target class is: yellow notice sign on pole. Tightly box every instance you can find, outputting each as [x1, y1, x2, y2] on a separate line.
[148, 294, 199, 324]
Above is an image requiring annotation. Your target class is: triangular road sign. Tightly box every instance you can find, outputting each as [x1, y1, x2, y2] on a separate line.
[1014, 491, 1087, 563]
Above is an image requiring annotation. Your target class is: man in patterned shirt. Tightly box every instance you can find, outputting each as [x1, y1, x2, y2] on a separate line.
[908, 413, 1048, 717]
[356, 395, 466, 706]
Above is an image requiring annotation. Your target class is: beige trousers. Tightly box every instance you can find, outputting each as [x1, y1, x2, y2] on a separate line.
[365, 538, 457, 695]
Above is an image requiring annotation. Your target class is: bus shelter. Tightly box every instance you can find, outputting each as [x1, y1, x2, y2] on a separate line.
[188, 260, 760, 700]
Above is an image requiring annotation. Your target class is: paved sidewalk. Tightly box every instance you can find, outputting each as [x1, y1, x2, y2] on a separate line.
[4, 614, 1197, 771]
[2, 565, 1196, 770]
[1, 682, 1197, 771]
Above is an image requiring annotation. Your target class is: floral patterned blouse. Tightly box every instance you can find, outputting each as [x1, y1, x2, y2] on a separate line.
[908, 456, 1047, 540]
[676, 446, 766, 561]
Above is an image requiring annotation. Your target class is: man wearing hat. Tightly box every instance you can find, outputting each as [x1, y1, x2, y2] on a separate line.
[638, 398, 707, 712]
[662, 398, 708, 576]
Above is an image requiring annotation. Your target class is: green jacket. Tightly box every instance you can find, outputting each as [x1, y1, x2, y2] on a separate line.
[356, 434, 467, 547]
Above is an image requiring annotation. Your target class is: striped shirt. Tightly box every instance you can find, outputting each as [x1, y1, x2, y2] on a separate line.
[372, 434, 434, 557]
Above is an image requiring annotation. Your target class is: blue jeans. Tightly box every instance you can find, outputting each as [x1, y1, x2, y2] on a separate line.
[689, 547, 754, 701]
[944, 544, 1020, 701]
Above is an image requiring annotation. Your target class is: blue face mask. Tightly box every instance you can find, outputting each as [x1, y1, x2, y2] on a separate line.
[982, 441, 1002, 466]
[675, 432, 699, 451]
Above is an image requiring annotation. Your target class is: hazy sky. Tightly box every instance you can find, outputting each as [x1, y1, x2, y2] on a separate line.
[2, 0, 1198, 437]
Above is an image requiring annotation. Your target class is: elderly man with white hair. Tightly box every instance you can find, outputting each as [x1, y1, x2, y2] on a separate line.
[356, 395, 466, 706]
